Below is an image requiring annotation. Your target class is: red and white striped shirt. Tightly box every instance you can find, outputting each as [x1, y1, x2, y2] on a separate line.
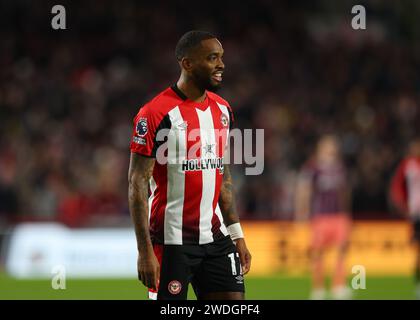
[130, 85, 234, 245]
[390, 157, 420, 218]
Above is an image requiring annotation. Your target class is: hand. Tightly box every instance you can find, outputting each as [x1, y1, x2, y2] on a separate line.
[137, 251, 160, 290]
[235, 238, 252, 275]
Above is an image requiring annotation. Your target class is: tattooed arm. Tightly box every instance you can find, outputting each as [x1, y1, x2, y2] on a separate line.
[219, 164, 252, 274]
[128, 153, 159, 290]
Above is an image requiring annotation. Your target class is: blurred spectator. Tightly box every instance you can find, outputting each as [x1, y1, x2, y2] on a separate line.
[389, 137, 420, 298]
[295, 135, 352, 300]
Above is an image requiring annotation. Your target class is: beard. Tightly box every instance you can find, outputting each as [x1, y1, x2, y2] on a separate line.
[192, 70, 222, 92]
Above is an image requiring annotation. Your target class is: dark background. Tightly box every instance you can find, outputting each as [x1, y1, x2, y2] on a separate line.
[1, 0, 419, 230]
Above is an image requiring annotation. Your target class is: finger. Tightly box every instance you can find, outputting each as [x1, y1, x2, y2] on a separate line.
[155, 267, 160, 290]
[143, 273, 150, 288]
[245, 253, 252, 274]
[242, 253, 252, 274]
[154, 278, 160, 292]
[149, 275, 157, 291]
[146, 273, 156, 290]
[242, 262, 250, 274]
[142, 271, 150, 288]
[239, 253, 248, 274]
[150, 271, 160, 291]
[143, 277, 151, 289]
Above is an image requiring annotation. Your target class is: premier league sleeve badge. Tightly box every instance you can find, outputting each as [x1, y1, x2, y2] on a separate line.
[136, 118, 148, 137]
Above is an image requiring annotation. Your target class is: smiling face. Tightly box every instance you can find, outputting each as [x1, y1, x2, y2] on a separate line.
[186, 38, 225, 92]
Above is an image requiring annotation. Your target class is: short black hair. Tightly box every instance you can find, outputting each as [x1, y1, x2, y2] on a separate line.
[175, 30, 216, 61]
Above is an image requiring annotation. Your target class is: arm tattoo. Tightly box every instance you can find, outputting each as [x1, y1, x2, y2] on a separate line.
[128, 153, 155, 255]
[218, 165, 240, 226]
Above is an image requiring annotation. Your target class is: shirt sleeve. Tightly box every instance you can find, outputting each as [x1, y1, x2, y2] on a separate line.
[227, 105, 235, 130]
[130, 105, 159, 157]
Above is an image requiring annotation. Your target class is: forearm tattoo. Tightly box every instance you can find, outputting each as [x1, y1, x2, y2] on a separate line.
[219, 165, 239, 225]
[128, 154, 155, 253]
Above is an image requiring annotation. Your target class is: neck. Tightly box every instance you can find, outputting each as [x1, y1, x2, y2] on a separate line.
[176, 75, 207, 102]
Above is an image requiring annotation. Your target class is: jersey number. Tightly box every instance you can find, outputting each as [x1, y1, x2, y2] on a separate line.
[228, 252, 241, 275]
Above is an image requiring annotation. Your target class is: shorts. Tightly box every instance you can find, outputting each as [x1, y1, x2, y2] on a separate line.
[148, 235, 245, 300]
[310, 213, 351, 250]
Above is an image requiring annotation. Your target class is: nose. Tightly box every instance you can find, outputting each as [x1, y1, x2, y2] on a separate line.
[217, 57, 225, 70]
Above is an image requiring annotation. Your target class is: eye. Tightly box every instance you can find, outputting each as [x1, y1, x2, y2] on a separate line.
[208, 54, 217, 61]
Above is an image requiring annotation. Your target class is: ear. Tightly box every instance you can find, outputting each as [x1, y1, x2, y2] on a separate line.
[180, 57, 193, 72]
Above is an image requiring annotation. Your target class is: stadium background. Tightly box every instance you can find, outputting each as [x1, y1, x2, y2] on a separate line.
[1, 0, 420, 299]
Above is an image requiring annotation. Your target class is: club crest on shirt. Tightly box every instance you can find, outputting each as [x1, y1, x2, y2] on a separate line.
[220, 113, 229, 128]
[136, 118, 148, 137]
[168, 280, 182, 295]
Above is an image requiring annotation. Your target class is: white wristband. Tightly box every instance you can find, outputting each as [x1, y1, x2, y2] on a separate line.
[227, 223, 244, 241]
